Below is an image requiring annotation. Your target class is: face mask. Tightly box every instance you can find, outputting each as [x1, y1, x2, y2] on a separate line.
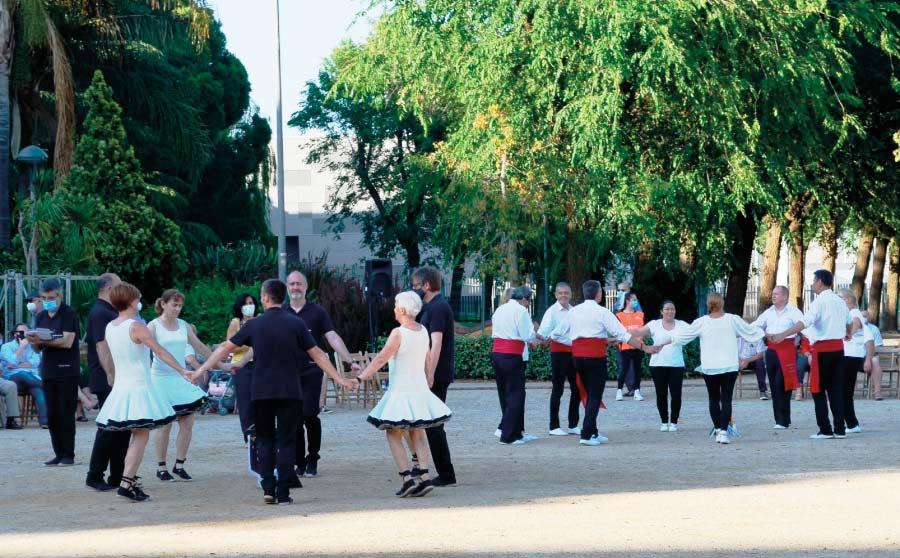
[137, 302, 143, 312]
[43, 300, 58, 313]
[631, 299, 640, 310]
[412, 288, 425, 300]
[26, 302, 37, 314]
[241, 304, 255, 317]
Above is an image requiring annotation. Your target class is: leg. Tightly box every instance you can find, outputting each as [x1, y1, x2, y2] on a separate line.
[628, 350, 643, 390]
[492, 355, 508, 432]
[234, 366, 254, 438]
[155, 423, 173, 467]
[616, 351, 628, 390]
[409, 428, 432, 479]
[499, 357, 526, 443]
[812, 391, 834, 436]
[11, 372, 47, 425]
[839, 357, 860, 430]
[253, 402, 278, 495]
[174, 413, 195, 461]
[43, 379, 65, 458]
[319, 368, 329, 408]
[755, 360, 768, 394]
[564, 356, 581, 429]
[300, 371, 323, 471]
[669, 368, 684, 424]
[58, 377, 79, 459]
[718, 372, 738, 431]
[548, 353, 567, 430]
[0, 379, 20, 421]
[703, 374, 723, 429]
[87, 390, 112, 484]
[869, 356, 883, 399]
[122, 430, 150, 480]
[765, 351, 786, 426]
[650, 366, 668, 423]
[823, 353, 846, 435]
[274, 400, 302, 498]
[425, 381, 455, 482]
[108, 430, 132, 486]
[579, 358, 607, 440]
[386, 429, 412, 472]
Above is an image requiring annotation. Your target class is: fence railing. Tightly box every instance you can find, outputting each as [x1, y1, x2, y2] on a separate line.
[1, 272, 101, 337]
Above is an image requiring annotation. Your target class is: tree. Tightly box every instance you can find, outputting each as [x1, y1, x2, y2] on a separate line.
[758, 216, 782, 314]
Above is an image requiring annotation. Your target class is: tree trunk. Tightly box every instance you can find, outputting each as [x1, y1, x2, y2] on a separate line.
[851, 225, 876, 303]
[820, 215, 839, 276]
[758, 215, 782, 314]
[0, 57, 11, 249]
[868, 237, 889, 323]
[449, 261, 464, 318]
[885, 239, 899, 332]
[787, 213, 807, 310]
[724, 210, 757, 316]
[498, 153, 519, 283]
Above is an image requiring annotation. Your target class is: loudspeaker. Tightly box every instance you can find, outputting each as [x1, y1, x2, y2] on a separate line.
[365, 259, 393, 298]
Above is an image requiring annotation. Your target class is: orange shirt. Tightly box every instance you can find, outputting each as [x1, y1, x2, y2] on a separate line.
[615, 311, 645, 351]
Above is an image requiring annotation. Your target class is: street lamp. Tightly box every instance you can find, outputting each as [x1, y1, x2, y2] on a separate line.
[274, 0, 287, 281]
[15, 145, 48, 201]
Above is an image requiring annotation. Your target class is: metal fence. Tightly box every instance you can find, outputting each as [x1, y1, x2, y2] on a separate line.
[0, 272, 101, 339]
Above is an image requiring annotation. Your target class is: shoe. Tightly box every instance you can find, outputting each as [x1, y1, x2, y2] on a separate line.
[660, 423, 669, 432]
[86, 478, 116, 492]
[171, 467, 193, 481]
[549, 427, 568, 436]
[634, 390, 644, 401]
[132, 477, 150, 501]
[498, 439, 526, 445]
[432, 476, 457, 487]
[411, 478, 434, 497]
[759, 392, 769, 400]
[156, 469, 175, 482]
[494, 429, 502, 438]
[117, 477, 148, 503]
[847, 425, 862, 434]
[567, 427, 581, 435]
[834, 433, 847, 439]
[773, 424, 787, 430]
[58, 457, 75, 466]
[263, 493, 276, 505]
[395, 472, 418, 497]
[615, 389, 624, 401]
[5, 418, 23, 430]
[579, 435, 607, 446]
[716, 431, 730, 444]
[520, 433, 539, 443]
[304, 462, 318, 478]
[320, 407, 334, 415]
[44, 457, 62, 467]
[875, 395, 883, 401]
[668, 423, 678, 432]
[810, 433, 834, 439]
[277, 495, 294, 505]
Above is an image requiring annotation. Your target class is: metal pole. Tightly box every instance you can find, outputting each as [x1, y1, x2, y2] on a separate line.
[274, 0, 288, 281]
[543, 214, 549, 312]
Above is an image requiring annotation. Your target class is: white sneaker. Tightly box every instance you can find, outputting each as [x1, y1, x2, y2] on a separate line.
[668, 423, 678, 432]
[499, 439, 526, 445]
[847, 425, 862, 434]
[660, 423, 669, 432]
[593, 433, 609, 443]
[549, 428, 568, 436]
[773, 424, 787, 430]
[615, 389, 624, 401]
[809, 433, 834, 440]
[521, 433, 539, 443]
[567, 427, 581, 435]
[634, 389, 644, 401]
[716, 431, 730, 444]
[579, 435, 607, 446]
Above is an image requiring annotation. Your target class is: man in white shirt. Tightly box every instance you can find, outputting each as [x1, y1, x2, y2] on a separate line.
[491, 286, 537, 445]
[536, 282, 579, 436]
[752, 285, 805, 428]
[552, 280, 643, 446]
[768, 270, 851, 439]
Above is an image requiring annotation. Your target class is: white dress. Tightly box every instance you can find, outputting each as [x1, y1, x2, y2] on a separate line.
[367, 325, 452, 430]
[96, 319, 176, 431]
[149, 318, 207, 416]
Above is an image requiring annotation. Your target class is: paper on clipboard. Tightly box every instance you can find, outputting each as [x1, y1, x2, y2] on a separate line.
[25, 328, 55, 341]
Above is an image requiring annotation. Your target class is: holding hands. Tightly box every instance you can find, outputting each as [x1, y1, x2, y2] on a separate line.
[642, 344, 662, 355]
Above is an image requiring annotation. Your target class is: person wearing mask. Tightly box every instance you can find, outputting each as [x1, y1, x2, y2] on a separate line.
[283, 270, 358, 479]
[536, 282, 580, 436]
[752, 285, 804, 428]
[411, 266, 458, 486]
[630, 301, 689, 432]
[226, 293, 259, 443]
[27, 278, 81, 466]
[490, 286, 537, 445]
[767, 270, 851, 440]
[1, 323, 47, 427]
[149, 289, 212, 482]
[836, 289, 871, 434]
[190, 279, 358, 505]
[615, 291, 645, 401]
[25, 293, 43, 328]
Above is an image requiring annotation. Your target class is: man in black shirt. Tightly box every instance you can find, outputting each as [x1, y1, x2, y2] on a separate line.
[412, 266, 457, 486]
[192, 279, 358, 505]
[27, 278, 81, 466]
[84, 273, 130, 490]
[284, 270, 359, 479]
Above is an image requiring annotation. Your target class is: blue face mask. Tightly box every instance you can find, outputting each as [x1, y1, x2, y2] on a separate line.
[44, 299, 58, 313]
[631, 299, 640, 310]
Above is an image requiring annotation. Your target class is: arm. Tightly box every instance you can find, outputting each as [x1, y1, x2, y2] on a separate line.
[846, 314, 863, 341]
[670, 318, 704, 347]
[358, 329, 401, 381]
[602, 311, 643, 349]
[535, 309, 555, 341]
[517, 308, 537, 344]
[324, 330, 358, 371]
[186, 323, 212, 360]
[132, 323, 188, 375]
[190, 340, 238, 380]
[43, 331, 76, 349]
[732, 314, 765, 343]
[426, 331, 443, 379]
[308, 346, 357, 390]
[631, 325, 652, 338]
[864, 340, 875, 373]
[97, 339, 116, 386]
[425, 349, 435, 388]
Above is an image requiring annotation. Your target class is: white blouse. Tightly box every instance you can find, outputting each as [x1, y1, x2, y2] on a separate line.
[646, 319, 689, 368]
[672, 314, 765, 375]
[843, 309, 872, 358]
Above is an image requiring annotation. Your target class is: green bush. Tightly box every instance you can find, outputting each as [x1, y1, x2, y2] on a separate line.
[176, 276, 256, 345]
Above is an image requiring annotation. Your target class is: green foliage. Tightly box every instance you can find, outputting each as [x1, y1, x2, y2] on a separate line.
[178, 276, 254, 344]
[189, 240, 276, 286]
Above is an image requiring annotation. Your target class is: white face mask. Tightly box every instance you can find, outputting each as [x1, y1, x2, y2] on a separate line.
[26, 302, 37, 314]
[241, 304, 255, 317]
[137, 302, 143, 312]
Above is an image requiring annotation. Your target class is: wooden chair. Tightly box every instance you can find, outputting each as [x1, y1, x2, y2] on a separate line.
[874, 348, 900, 399]
[17, 392, 39, 427]
[358, 352, 389, 407]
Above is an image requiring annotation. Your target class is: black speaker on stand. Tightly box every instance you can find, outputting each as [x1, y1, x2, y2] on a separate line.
[365, 259, 393, 352]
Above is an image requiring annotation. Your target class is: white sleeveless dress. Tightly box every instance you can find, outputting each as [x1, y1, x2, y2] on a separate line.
[149, 318, 207, 415]
[96, 319, 177, 431]
[367, 325, 452, 430]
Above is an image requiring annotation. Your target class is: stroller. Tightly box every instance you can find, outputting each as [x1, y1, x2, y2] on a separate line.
[205, 370, 236, 416]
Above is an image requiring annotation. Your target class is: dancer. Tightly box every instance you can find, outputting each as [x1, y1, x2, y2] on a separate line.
[190, 279, 357, 505]
[536, 282, 580, 436]
[284, 270, 358, 479]
[552, 280, 643, 446]
[226, 293, 258, 443]
[149, 289, 212, 482]
[358, 291, 452, 497]
[836, 289, 871, 434]
[653, 292, 765, 444]
[95, 283, 183, 502]
[752, 285, 805, 428]
[766, 270, 850, 440]
[630, 301, 689, 432]
[615, 291, 645, 401]
[490, 286, 537, 445]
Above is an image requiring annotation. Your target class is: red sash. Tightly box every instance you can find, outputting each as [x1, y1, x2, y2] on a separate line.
[492, 338, 525, 355]
[766, 338, 800, 391]
[549, 340, 572, 353]
[572, 338, 608, 358]
[574, 372, 608, 410]
[810, 339, 844, 394]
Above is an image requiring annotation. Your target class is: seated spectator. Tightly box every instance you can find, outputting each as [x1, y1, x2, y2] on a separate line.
[0, 377, 23, 429]
[738, 337, 767, 399]
[865, 310, 885, 400]
[1, 323, 47, 426]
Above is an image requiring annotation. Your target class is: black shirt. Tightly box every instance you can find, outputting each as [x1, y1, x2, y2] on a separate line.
[418, 293, 455, 384]
[86, 299, 119, 393]
[229, 307, 318, 401]
[283, 301, 335, 374]
[34, 304, 81, 380]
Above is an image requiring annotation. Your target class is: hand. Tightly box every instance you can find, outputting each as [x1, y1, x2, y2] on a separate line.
[768, 333, 785, 344]
[18, 338, 29, 348]
[739, 359, 749, 370]
[343, 377, 360, 392]
[864, 358, 872, 374]
[350, 362, 362, 373]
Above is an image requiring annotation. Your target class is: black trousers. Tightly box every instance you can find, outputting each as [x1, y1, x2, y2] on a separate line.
[650, 366, 684, 424]
[43, 377, 78, 459]
[574, 356, 607, 440]
[87, 390, 131, 485]
[234, 364, 254, 437]
[254, 398, 302, 496]
[295, 370, 323, 469]
[549, 352, 580, 430]
[764, 350, 792, 427]
[425, 380, 456, 481]
[616, 349, 643, 390]
[839, 356, 864, 430]
[703, 372, 738, 430]
[812, 350, 846, 436]
[754, 359, 768, 393]
[492, 354, 526, 443]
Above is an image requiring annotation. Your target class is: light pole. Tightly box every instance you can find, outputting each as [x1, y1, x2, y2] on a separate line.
[274, 0, 287, 280]
[15, 145, 48, 277]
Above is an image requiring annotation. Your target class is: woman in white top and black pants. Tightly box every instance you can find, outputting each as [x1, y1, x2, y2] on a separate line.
[630, 301, 689, 432]
[653, 292, 765, 443]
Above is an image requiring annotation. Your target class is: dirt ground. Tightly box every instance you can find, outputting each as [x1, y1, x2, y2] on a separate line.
[1, 380, 899, 558]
